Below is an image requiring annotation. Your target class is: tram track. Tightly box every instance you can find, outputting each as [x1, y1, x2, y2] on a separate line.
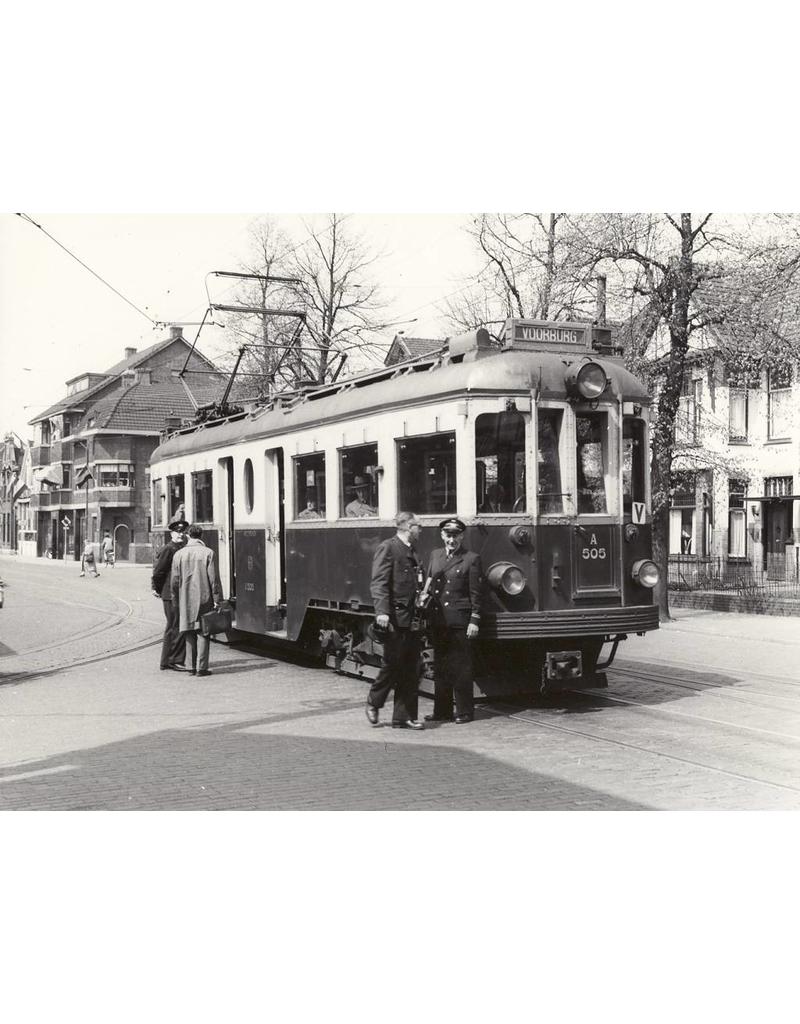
[609, 663, 800, 711]
[614, 656, 800, 697]
[485, 700, 800, 796]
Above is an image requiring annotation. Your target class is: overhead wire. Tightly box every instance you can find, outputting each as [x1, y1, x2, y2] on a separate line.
[15, 213, 159, 326]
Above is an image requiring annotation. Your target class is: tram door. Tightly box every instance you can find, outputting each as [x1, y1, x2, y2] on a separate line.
[264, 447, 286, 631]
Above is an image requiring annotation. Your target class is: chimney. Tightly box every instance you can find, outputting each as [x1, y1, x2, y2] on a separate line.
[595, 275, 607, 326]
[124, 347, 137, 360]
[170, 326, 183, 340]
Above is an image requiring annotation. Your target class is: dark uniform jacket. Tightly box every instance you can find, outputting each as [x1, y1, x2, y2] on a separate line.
[151, 539, 184, 600]
[371, 535, 422, 629]
[427, 547, 484, 629]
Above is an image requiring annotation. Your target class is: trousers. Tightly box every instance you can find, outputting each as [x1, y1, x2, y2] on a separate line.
[367, 628, 420, 722]
[431, 627, 475, 719]
[184, 630, 210, 673]
[160, 598, 187, 668]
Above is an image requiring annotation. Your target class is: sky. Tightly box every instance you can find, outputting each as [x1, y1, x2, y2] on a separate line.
[0, 213, 482, 440]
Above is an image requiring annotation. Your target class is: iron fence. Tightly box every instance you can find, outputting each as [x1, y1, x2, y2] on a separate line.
[668, 555, 800, 600]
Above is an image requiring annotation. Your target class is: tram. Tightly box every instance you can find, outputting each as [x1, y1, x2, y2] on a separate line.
[149, 318, 659, 695]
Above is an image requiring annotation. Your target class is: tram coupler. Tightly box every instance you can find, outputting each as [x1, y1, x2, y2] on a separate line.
[545, 650, 583, 682]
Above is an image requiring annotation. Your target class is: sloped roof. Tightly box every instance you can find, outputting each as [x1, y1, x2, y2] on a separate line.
[29, 332, 222, 427]
[385, 335, 445, 366]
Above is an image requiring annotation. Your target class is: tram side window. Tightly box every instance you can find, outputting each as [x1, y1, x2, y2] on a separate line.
[475, 411, 526, 513]
[576, 412, 609, 514]
[193, 470, 213, 523]
[295, 453, 326, 519]
[153, 478, 165, 526]
[397, 433, 456, 515]
[167, 474, 185, 521]
[340, 444, 379, 517]
[537, 409, 564, 514]
[622, 418, 646, 516]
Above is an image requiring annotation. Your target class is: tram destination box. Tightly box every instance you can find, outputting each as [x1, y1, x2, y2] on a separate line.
[502, 318, 616, 356]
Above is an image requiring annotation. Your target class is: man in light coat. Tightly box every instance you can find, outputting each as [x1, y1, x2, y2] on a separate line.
[170, 523, 223, 676]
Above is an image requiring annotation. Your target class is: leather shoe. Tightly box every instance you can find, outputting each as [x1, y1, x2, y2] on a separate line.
[365, 703, 379, 726]
[197, 669, 212, 677]
[392, 720, 425, 730]
[455, 715, 473, 724]
[424, 713, 454, 722]
[162, 663, 185, 672]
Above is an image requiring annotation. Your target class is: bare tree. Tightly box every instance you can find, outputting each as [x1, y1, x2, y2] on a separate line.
[443, 213, 600, 333]
[289, 213, 392, 384]
[587, 213, 800, 619]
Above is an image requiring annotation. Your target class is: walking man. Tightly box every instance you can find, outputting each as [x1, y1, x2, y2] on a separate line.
[101, 530, 115, 567]
[424, 518, 484, 724]
[170, 523, 223, 677]
[365, 511, 425, 730]
[151, 517, 188, 671]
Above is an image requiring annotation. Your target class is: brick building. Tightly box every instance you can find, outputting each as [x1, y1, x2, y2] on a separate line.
[0, 433, 29, 554]
[27, 328, 226, 563]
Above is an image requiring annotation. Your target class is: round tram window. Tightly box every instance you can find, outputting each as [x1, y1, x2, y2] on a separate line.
[244, 458, 254, 513]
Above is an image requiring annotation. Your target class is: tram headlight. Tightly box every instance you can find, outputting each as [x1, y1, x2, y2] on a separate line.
[566, 360, 609, 400]
[631, 559, 660, 588]
[488, 561, 527, 596]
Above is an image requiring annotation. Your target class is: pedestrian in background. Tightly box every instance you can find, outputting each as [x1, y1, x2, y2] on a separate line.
[151, 518, 188, 671]
[101, 530, 115, 567]
[365, 511, 425, 730]
[170, 523, 223, 677]
[79, 539, 100, 578]
[424, 517, 484, 724]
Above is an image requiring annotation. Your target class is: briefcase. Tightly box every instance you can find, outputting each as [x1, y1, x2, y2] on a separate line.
[200, 606, 232, 637]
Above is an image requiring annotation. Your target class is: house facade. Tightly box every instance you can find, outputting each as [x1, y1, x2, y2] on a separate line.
[27, 328, 226, 563]
[669, 350, 799, 582]
[0, 433, 31, 555]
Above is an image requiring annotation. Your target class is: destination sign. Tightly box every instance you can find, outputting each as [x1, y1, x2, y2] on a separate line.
[505, 319, 592, 349]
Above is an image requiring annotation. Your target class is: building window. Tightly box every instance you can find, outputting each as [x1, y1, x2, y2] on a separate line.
[193, 471, 213, 523]
[397, 433, 456, 515]
[294, 453, 325, 519]
[767, 365, 792, 439]
[97, 464, 135, 488]
[764, 476, 793, 498]
[728, 389, 749, 442]
[537, 408, 564, 515]
[475, 411, 526, 513]
[670, 471, 696, 554]
[575, 412, 609, 514]
[62, 464, 71, 489]
[243, 459, 254, 514]
[167, 474, 185, 519]
[340, 444, 379, 518]
[728, 478, 747, 557]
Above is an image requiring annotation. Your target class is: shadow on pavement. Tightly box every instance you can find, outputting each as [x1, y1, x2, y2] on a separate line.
[0, 711, 649, 811]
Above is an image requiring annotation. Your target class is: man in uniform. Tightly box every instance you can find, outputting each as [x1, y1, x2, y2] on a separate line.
[151, 517, 188, 671]
[424, 517, 484, 724]
[365, 511, 425, 730]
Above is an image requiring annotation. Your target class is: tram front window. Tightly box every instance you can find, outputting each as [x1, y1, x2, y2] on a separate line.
[537, 409, 564, 515]
[397, 433, 456, 515]
[294, 453, 326, 519]
[576, 412, 608, 514]
[475, 411, 526, 513]
[623, 417, 646, 516]
[167, 474, 185, 521]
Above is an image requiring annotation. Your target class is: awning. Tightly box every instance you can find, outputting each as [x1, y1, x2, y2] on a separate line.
[745, 494, 800, 501]
[35, 466, 63, 485]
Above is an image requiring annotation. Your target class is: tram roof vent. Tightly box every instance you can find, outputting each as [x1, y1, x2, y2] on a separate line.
[446, 328, 493, 360]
